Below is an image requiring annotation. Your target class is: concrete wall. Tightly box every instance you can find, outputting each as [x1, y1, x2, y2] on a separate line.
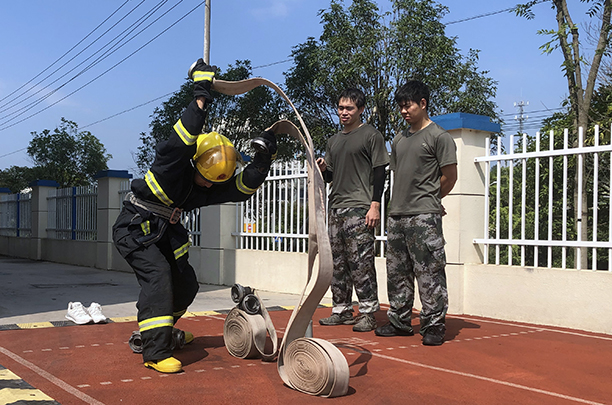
[460, 263, 612, 334]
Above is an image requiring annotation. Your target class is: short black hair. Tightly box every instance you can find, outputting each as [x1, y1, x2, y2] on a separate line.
[395, 80, 430, 110]
[338, 88, 366, 109]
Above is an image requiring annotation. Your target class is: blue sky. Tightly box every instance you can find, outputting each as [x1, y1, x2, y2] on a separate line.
[0, 0, 596, 174]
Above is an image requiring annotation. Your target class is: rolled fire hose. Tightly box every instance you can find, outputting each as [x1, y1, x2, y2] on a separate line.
[223, 289, 278, 362]
[214, 78, 349, 398]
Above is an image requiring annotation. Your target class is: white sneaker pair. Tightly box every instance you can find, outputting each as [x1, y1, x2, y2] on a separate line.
[65, 302, 107, 324]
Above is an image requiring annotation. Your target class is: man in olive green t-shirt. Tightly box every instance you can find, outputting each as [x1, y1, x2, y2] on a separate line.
[316, 88, 389, 333]
[375, 80, 457, 346]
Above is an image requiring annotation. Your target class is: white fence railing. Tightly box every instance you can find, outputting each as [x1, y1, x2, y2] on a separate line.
[47, 186, 97, 240]
[234, 160, 392, 257]
[0, 192, 31, 237]
[474, 125, 612, 271]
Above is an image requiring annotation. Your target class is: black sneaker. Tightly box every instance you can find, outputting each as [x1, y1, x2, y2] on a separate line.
[319, 311, 355, 326]
[352, 313, 377, 332]
[374, 322, 414, 337]
[422, 325, 445, 346]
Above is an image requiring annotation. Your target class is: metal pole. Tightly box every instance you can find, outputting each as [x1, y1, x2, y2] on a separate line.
[203, 0, 211, 63]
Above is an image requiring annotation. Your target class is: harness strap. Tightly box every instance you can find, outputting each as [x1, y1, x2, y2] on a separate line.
[127, 192, 183, 224]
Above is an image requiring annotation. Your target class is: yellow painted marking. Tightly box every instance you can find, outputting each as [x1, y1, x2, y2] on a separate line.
[280, 305, 295, 310]
[109, 316, 137, 323]
[0, 369, 20, 380]
[190, 311, 222, 316]
[16, 322, 54, 329]
[0, 388, 54, 402]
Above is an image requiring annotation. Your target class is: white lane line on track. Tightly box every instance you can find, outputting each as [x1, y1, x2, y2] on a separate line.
[449, 315, 612, 341]
[204, 315, 227, 321]
[378, 305, 611, 341]
[359, 349, 605, 405]
[0, 346, 106, 405]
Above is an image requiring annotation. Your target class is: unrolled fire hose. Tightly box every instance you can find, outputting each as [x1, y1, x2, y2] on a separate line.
[214, 78, 349, 398]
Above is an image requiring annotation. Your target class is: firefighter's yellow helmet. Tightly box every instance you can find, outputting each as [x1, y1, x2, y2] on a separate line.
[193, 132, 237, 183]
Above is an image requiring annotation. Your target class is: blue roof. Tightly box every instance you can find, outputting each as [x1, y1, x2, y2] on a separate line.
[432, 113, 501, 133]
[28, 180, 60, 187]
[93, 170, 133, 179]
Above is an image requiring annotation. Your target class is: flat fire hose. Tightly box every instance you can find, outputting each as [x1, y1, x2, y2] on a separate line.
[214, 78, 349, 398]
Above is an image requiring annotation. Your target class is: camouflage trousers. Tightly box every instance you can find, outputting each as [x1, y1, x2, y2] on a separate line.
[386, 213, 448, 335]
[328, 207, 379, 315]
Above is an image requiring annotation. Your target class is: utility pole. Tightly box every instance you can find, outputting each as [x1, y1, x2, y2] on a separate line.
[514, 100, 529, 134]
[203, 0, 211, 64]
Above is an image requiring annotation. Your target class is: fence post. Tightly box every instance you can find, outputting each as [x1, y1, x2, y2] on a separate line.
[29, 180, 60, 260]
[0, 187, 10, 237]
[195, 203, 238, 285]
[432, 113, 500, 265]
[94, 170, 132, 270]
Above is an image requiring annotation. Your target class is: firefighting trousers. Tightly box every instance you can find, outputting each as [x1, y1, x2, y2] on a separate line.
[124, 234, 198, 361]
[113, 204, 199, 362]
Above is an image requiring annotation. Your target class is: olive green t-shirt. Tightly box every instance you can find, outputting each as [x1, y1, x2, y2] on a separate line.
[325, 123, 390, 209]
[388, 122, 457, 216]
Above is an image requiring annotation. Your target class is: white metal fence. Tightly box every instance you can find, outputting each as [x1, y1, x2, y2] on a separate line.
[0, 192, 31, 237]
[474, 125, 612, 271]
[47, 186, 97, 240]
[234, 160, 392, 256]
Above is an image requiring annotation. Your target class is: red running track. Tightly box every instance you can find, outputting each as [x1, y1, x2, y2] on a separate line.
[0, 307, 611, 405]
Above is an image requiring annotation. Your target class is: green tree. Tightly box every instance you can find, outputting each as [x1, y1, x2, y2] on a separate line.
[284, 0, 500, 153]
[0, 166, 37, 193]
[27, 118, 111, 188]
[135, 60, 298, 175]
[515, 0, 612, 267]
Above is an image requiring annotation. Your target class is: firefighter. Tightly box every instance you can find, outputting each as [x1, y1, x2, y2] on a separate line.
[112, 59, 277, 373]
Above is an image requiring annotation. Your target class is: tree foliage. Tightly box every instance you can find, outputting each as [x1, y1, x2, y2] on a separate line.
[25, 118, 111, 188]
[134, 61, 299, 175]
[284, 0, 500, 153]
[515, 0, 611, 132]
[0, 166, 38, 193]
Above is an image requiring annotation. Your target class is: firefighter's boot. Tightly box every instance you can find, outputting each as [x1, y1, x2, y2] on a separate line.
[144, 357, 182, 373]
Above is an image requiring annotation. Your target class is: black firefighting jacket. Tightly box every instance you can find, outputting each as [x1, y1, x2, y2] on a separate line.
[113, 99, 271, 259]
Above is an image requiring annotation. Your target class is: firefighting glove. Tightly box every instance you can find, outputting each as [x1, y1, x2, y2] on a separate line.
[188, 58, 216, 102]
[252, 129, 277, 160]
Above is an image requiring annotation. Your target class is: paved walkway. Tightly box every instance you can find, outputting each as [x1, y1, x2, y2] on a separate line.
[1, 255, 611, 405]
[0, 255, 315, 326]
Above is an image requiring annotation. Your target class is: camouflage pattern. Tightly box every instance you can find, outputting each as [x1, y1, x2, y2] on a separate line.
[329, 207, 379, 315]
[386, 213, 448, 336]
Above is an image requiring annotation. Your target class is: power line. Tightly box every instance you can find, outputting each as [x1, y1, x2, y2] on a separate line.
[0, 0, 132, 106]
[0, 0, 207, 132]
[0, 148, 27, 160]
[501, 106, 565, 117]
[0, 0, 153, 115]
[444, 0, 547, 25]
[0, 0, 174, 124]
[252, 59, 292, 70]
[80, 91, 175, 129]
